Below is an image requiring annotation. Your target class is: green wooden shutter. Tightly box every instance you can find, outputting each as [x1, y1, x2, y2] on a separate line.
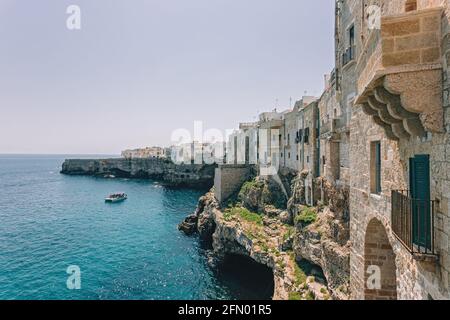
[375, 142, 381, 194]
[410, 155, 431, 249]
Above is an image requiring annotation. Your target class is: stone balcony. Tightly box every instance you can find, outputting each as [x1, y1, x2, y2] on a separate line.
[355, 7, 445, 140]
[239, 122, 258, 130]
[259, 119, 284, 130]
[320, 117, 347, 140]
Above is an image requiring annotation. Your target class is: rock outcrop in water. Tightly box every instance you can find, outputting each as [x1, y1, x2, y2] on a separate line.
[61, 158, 216, 188]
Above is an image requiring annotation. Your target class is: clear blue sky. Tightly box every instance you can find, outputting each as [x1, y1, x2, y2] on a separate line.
[0, 0, 335, 154]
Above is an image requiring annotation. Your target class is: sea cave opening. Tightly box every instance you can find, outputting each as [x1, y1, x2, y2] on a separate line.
[108, 168, 135, 178]
[216, 254, 274, 300]
[296, 258, 328, 286]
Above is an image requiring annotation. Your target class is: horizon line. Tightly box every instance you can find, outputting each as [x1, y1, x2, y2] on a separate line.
[0, 153, 121, 156]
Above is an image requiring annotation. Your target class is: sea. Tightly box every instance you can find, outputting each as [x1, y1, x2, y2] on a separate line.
[0, 155, 273, 300]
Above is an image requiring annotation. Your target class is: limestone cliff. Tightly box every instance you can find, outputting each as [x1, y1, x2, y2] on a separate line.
[179, 191, 331, 300]
[180, 167, 354, 299]
[61, 158, 216, 188]
[291, 177, 351, 300]
[238, 177, 288, 214]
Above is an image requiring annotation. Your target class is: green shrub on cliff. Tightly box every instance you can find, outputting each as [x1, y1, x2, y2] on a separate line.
[289, 252, 307, 287]
[238, 207, 263, 226]
[239, 179, 259, 197]
[238, 177, 287, 212]
[294, 207, 317, 227]
[305, 290, 315, 300]
[238, 179, 263, 212]
[282, 226, 295, 242]
[223, 207, 263, 226]
[223, 209, 236, 222]
[288, 292, 302, 300]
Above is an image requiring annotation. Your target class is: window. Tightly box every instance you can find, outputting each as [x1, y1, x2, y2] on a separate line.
[343, 25, 355, 65]
[304, 128, 310, 144]
[288, 152, 291, 159]
[297, 129, 303, 143]
[370, 141, 382, 194]
[349, 25, 355, 47]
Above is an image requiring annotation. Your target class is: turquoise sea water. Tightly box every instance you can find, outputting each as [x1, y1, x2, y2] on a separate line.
[0, 155, 273, 300]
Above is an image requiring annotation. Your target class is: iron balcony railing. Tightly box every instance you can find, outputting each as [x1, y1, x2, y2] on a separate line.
[391, 190, 437, 256]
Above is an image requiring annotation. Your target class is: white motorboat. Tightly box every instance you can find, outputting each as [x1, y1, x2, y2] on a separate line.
[105, 193, 127, 203]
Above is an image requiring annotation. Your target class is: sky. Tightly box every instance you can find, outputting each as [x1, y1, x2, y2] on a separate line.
[0, 0, 335, 154]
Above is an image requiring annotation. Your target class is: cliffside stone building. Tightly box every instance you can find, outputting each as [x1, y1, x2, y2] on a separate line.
[337, 0, 450, 300]
[219, 0, 450, 300]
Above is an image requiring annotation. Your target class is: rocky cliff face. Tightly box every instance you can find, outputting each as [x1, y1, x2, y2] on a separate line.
[179, 191, 331, 300]
[291, 177, 351, 300]
[179, 170, 351, 300]
[61, 158, 216, 188]
[238, 177, 288, 214]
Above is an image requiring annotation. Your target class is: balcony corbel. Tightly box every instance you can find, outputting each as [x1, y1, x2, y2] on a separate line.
[355, 7, 445, 140]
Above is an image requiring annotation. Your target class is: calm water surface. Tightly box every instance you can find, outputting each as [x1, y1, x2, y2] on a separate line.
[0, 155, 272, 300]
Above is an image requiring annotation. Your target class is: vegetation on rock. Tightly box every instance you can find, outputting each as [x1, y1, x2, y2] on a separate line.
[294, 207, 318, 226]
[223, 207, 263, 226]
[288, 292, 302, 300]
[180, 169, 351, 300]
[238, 177, 287, 213]
[289, 252, 307, 286]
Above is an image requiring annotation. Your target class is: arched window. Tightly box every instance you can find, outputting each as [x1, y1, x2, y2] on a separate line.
[405, 0, 417, 12]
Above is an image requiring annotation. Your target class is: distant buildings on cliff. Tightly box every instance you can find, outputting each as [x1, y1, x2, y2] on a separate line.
[121, 147, 169, 160]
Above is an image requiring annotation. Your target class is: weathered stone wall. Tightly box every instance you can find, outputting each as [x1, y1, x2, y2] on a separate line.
[338, 132, 351, 186]
[281, 110, 300, 171]
[334, 0, 357, 188]
[299, 102, 319, 205]
[348, 0, 450, 300]
[61, 158, 216, 188]
[382, 9, 442, 67]
[214, 165, 254, 205]
[319, 78, 342, 183]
